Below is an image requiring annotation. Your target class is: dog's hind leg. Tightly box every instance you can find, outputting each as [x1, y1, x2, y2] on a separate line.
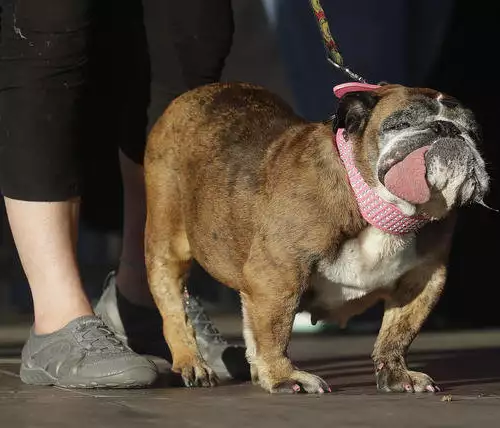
[145, 148, 217, 388]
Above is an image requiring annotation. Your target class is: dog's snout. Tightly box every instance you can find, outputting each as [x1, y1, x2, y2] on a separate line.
[430, 120, 461, 138]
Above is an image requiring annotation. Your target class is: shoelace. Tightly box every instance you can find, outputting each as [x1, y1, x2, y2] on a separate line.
[74, 322, 126, 353]
[183, 289, 227, 345]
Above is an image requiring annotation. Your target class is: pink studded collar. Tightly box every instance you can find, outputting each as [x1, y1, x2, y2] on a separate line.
[333, 82, 429, 235]
[334, 129, 429, 235]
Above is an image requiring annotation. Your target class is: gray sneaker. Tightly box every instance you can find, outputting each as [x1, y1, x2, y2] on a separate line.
[20, 315, 158, 388]
[95, 271, 250, 381]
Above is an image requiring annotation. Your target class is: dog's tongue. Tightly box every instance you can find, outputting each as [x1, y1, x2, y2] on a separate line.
[384, 146, 430, 204]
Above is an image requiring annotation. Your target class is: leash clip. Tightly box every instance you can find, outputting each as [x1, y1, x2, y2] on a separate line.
[327, 58, 366, 83]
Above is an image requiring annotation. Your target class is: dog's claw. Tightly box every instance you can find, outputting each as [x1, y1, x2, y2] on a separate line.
[271, 371, 331, 394]
[407, 370, 439, 393]
[274, 380, 304, 394]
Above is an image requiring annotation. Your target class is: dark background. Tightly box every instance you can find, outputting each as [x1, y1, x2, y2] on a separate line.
[1, 0, 498, 329]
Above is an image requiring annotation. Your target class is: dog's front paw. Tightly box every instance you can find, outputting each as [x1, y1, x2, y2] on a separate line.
[375, 362, 439, 393]
[269, 370, 332, 394]
[173, 355, 219, 388]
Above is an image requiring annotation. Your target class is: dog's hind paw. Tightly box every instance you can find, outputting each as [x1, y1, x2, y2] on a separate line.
[173, 357, 219, 388]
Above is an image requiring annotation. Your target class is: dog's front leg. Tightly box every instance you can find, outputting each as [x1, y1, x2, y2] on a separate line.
[242, 238, 331, 394]
[372, 259, 448, 393]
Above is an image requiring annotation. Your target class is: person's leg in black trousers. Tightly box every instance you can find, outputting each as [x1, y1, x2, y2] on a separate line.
[0, 0, 157, 388]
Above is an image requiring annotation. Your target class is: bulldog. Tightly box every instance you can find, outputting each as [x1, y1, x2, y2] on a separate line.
[144, 81, 489, 394]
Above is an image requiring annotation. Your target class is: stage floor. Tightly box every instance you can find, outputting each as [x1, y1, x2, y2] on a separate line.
[1, 321, 499, 428]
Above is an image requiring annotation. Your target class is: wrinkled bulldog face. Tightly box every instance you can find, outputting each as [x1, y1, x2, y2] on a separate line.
[333, 84, 490, 218]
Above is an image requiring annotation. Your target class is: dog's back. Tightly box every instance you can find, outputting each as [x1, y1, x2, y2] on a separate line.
[147, 82, 304, 171]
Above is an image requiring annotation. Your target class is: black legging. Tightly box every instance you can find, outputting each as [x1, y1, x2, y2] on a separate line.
[0, 0, 233, 201]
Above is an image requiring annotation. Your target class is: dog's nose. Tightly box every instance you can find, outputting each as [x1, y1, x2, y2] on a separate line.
[430, 120, 461, 138]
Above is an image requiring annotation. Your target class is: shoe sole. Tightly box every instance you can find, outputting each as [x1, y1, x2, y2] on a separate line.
[20, 364, 158, 389]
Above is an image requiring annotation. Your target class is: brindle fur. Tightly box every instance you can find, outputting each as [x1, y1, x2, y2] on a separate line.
[144, 82, 461, 393]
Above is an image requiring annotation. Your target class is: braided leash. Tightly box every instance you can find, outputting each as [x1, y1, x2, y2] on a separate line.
[309, 0, 367, 83]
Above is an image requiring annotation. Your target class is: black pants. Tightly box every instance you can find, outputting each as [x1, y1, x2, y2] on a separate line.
[0, 0, 233, 201]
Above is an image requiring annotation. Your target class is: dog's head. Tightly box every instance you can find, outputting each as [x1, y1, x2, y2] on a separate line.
[333, 84, 490, 218]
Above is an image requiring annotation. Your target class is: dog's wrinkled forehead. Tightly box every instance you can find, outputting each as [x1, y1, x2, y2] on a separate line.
[376, 88, 480, 139]
[380, 97, 438, 130]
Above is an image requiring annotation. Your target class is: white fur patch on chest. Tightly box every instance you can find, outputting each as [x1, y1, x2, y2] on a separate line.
[310, 227, 421, 317]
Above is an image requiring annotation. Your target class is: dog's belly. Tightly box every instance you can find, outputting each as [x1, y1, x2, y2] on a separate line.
[308, 227, 422, 326]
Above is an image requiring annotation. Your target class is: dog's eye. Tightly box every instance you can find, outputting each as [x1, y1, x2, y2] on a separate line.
[387, 122, 411, 131]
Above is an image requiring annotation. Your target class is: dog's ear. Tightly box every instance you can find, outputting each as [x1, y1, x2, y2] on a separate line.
[332, 91, 379, 136]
